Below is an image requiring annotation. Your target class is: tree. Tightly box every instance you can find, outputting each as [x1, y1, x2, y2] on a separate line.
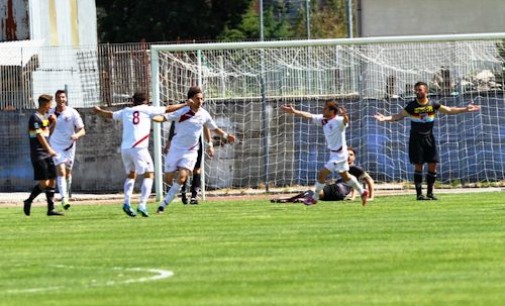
[96, 0, 251, 43]
[292, 0, 348, 39]
[95, 0, 350, 43]
[218, 1, 294, 41]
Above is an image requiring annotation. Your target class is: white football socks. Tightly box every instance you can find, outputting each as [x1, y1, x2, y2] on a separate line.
[139, 178, 153, 210]
[345, 175, 365, 195]
[161, 183, 181, 208]
[123, 178, 135, 206]
[56, 176, 67, 202]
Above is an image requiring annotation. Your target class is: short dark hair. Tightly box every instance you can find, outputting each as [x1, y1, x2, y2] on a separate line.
[38, 94, 52, 107]
[187, 86, 203, 99]
[324, 100, 339, 113]
[132, 92, 147, 105]
[414, 81, 428, 88]
[54, 89, 66, 97]
[347, 146, 356, 156]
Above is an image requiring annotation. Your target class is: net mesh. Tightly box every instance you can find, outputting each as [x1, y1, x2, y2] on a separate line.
[153, 38, 505, 189]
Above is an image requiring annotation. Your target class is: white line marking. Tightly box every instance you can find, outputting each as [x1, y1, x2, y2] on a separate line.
[4, 265, 174, 295]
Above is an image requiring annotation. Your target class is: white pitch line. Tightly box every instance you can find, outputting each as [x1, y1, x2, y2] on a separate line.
[3, 266, 174, 295]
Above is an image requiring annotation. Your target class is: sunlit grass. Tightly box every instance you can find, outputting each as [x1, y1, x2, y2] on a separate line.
[0, 192, 504, 306]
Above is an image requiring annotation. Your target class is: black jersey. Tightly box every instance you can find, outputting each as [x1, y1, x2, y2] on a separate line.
[334, 165, 366, 189]
[28, 112, 52, 161]
[322, 165, 366, 201]
[404, 99, 441, 136]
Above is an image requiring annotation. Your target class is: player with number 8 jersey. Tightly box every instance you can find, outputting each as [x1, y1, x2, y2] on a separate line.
[93, 92, 188, 217]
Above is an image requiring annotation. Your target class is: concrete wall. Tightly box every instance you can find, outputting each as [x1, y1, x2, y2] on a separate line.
[0, 108, 126, 193]
[2, 94, 505, 193]
[358, 0, 505, 37]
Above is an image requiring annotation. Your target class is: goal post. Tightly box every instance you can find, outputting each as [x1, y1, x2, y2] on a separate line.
[151, 32, 505, 200]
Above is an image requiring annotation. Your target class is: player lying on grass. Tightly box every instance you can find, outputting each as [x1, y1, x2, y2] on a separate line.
[271, 147, 374, 204]
[281, 101, 369, 206]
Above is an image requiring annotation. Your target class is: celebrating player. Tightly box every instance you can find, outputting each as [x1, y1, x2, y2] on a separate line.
[164, 111, 214, 205]
[92, 92, 188, 217]
[281, 100, 369, 206]
[49, 90, 86, 210]
[152, 86, 235, 213]
[320, 147, 375, 202]
[374, 81, 480, 200]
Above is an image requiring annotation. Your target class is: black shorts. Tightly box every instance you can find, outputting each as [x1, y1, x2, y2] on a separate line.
[321, 183, 349, 201]
[195, 142, 203, 169]
[408, 134, 439, 164]
[32, 158, 56, 181]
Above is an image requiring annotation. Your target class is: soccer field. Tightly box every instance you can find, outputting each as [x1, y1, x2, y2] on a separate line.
[1, 192, 505, 306]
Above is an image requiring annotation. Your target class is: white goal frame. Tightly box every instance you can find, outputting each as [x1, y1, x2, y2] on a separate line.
[151, 32, 505, 201]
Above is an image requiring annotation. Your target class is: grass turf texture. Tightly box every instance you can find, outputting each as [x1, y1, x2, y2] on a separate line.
[1, 192, 505, 306]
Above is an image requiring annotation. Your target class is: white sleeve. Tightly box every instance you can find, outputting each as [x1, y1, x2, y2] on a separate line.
[311, 114, 323, 125]
[73, 109, 84, 129]
[336, 116, 347, 130]
[112, 109, 123, 121]
[148, 106, 168, 116]
[204, 116, 218, 130]
[162, 106, 188, 121]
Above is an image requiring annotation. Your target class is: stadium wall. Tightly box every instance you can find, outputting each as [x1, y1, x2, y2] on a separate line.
[2, 93, 504, 193]
[1, 108, 125, 193]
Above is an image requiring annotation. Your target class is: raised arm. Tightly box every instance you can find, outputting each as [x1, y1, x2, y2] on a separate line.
[281, 104, 313, 120]
[92, 106, 113, 119]
[374, 109, 408, 122]
[213, 128, 236, 144]
[339, 106, 349, 126]
[438, 102, 481, 115]
[165, 99, 191, 113]
[152, 115, 167, 123]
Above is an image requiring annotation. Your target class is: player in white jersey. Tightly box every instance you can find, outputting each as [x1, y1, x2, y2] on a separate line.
[49, 90, 86, 210]
[152, 86, 236, 213]
[93, 92, 188, 217]
[281, 100, 369, 206]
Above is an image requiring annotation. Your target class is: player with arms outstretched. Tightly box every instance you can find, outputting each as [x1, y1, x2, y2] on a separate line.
[281, 100, 369, 206]
[375, 81, 480, 200]
[93, 92, 188, 217]
[152, 86, 236, 213]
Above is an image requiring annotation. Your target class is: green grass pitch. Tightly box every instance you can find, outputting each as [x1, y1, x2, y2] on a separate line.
[1, 192, 505, 306]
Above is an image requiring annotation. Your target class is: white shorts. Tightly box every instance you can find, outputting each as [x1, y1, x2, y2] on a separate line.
[164, 146, 198, 173]
[121, 148, 154, 175]
[52, 144, 76, 169]
[324, 151, 349, 173]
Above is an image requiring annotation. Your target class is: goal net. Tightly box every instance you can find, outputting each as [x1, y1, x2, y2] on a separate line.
[151, 33, 505, 197]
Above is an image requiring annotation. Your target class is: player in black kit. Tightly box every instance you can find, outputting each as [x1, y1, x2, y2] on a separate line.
[375, 81, 480, 200]
[24, 94, 64, 216]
